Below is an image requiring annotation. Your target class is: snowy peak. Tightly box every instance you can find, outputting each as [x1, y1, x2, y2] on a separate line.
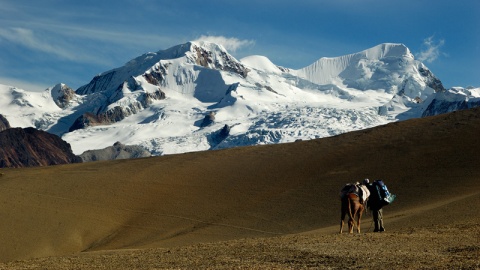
[69, 41, 249, 131]
[297, 43, 442, 101]
[361, 43, 413, 60]
[76, 41, 247, 96]
[240, 55, 287, 74]
[298, 43, 412, 86]
[186, 41, 249, 78]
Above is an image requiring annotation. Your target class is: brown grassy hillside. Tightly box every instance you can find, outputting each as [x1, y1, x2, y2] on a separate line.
[0, 107, 479, 269]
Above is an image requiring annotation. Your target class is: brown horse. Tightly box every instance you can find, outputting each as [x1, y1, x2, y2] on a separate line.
[340, 193, 365, 234]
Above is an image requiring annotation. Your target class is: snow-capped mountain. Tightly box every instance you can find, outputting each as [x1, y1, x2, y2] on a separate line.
[0, 41, 477, 156]
[298, 43, 445, 98]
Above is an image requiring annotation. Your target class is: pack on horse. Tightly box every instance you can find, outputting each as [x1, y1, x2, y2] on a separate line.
[339, 182, 370, 234]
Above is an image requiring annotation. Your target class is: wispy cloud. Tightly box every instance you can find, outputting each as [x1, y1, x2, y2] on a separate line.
[0, 28, 71, 59]
[0, 22, 183, 64]
[193, 35, 255, 52]
[0, 27, 107, 65]
[44, 23, 178, 50]
[416, 36, 445, 63]
[0, 76, 50, 92]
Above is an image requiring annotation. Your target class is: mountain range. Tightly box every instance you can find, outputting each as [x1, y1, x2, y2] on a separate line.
[0, 41, 479, 157]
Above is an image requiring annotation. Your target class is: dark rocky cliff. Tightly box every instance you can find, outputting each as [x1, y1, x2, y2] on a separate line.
[0, 127, 81, 168]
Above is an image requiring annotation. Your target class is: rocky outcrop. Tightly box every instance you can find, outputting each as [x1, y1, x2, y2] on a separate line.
[51, 83, 76, 108]
[418, 66, 446, 93]
[201, 112, 216, 127]
[68, 108, 133, 132]
[143, 89, 166, 104]
[68, 113, 99, 132]
[69, 89, 166, 132]
[217, 124, 230, 140]
[143, 63, 171, 86]
[255, 83, 279, 95]
[208, 124, 230, 148]
[69, 106, 138, 131]
[192, 44, 250, 78]
[0, 114, 10, 132]
[79, 141, 151, 162]
[0, 127, 81, 168]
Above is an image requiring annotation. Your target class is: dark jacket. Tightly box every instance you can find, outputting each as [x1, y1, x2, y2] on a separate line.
[366, 183, 383, 210]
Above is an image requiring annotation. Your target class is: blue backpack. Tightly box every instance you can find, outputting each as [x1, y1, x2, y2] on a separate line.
[373, 180, 396, 206]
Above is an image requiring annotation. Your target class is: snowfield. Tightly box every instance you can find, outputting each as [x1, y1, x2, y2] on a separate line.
[0, 41, 478, 156]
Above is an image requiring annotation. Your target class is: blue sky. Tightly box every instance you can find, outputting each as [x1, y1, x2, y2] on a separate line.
[0, 0, 478, 91]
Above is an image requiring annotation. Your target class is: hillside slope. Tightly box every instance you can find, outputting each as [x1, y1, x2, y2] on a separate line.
[0, 107, 479, 266]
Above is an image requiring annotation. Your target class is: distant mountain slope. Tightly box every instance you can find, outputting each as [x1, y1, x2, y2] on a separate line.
[0, 127, 81, 168]
[421, 87, 480, 117]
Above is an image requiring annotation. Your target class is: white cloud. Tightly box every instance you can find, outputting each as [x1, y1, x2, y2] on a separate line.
[416, 36, 445, 63]
[193, 35, 255, 52]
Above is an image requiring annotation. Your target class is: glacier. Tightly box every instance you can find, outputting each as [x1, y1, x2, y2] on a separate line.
[0, 41, 477, 156]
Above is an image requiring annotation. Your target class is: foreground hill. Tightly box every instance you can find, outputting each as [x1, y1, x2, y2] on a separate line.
[0, 107, 479, 268]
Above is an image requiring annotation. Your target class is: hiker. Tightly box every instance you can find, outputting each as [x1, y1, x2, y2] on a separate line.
[363, 179, 395, 232]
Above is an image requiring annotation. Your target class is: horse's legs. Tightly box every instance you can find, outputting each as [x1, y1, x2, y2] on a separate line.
[357, 209, 363, 233]
[348, 199, 356, 233]
[340, 198, 349, 234]
[340, 210, 346, 234]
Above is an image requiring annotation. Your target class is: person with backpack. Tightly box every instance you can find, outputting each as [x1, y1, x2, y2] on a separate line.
[362, 179, 396, 232]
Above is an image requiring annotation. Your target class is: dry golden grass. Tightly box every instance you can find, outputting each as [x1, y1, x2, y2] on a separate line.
[0, 108, 479, 269]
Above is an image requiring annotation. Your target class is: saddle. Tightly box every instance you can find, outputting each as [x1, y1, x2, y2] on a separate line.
[340, 183, 370, 203]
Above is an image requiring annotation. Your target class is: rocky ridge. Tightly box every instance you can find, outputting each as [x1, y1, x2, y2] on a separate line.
[0, 114, 10, 132]
[79, 141, 151, 162]
[0, 127, 81, 168]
